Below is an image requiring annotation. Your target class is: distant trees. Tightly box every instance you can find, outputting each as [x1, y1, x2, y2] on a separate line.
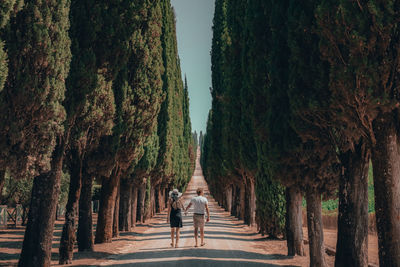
[203, 0, 400, 266]
[0, 0, 194, 266]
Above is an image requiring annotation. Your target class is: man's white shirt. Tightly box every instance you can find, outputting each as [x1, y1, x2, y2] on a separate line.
[190, 196, 208, 214]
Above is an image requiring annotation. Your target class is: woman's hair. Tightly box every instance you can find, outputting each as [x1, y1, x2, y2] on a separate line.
[171, 197, 181, 210]
[171, 192, 179, 201]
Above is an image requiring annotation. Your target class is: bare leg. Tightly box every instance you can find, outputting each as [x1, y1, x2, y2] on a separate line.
[175, 228, 180, 247]
[194, 227, 198, 247]
[170, 228, 175, 247]
[200, 227, 205, 246]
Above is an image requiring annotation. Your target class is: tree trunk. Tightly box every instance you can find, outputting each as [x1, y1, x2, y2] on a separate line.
[150, 187, 155, 217]
[285, 186, 305, 256]
[156, 186, 163, 213]
[239, 183, 245, 220]
[77, 173, 94, 251]
[225, 185, 232, 213]
[137, 182, 146, 223]
[119, 179, 133, 231]
[59, 152, 83, 264]
[371, 112, 400, 267]
[131, 187, 138, 227]
[244, 183, 250, 225]
[335, 141, 369, 267]
[155, 186, 160, 213]
[95, 168, 120, 244]
[112, 178, 120, 238]
[306, 188, 326, 267]
[249, 180, 256, 227]
[0, 170, 5, 204]
[18, 142, 65, 267]
[160, 187, 165, 211]
[143, 180, 152, 222]
[231, 185, 238, 217]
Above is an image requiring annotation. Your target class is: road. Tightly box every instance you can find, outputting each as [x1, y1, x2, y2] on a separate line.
[97, 153, 313, 267]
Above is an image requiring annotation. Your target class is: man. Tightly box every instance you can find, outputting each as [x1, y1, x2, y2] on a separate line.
[185, 187, 210, 247]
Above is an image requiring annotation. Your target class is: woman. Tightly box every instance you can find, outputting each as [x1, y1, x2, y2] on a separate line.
[167, 189, 183, 248]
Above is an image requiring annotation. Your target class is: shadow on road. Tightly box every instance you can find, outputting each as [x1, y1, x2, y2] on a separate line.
[98, 259, 298, 267]
[114, 248, 293, 261]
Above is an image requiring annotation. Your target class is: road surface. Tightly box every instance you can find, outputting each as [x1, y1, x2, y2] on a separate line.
[97, 153, 314, 267]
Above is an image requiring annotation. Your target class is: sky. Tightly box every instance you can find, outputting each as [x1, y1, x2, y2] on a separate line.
[170, 0, 215, 135]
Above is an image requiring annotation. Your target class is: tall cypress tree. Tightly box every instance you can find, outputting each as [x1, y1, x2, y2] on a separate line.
[316, 1, 400, 265]
[0, 0, 24, 202]
[205, 0, 230, 206]
[127, 129, 159, 225]
[57, 0, 120, 262]
[76, 72, 115, 252]
[286, 0, 342, 262]
[0, 0, 72, 265]
[183, 76, 195, 184]
[154, 0, 190, 195]
[95, 0, 164, 243]
[243, 0, 288, 237]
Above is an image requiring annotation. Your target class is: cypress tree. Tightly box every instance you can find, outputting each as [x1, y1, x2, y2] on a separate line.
[0, 0, 23, 92]
[0, 0, 72, 265]
[0, 0, 23, 201]
[58, 0, 119, 261]
[316, 1, 400, 265]
[236, 2, 258, 226]
[243, 0, 288, 237]
[199, 130, 204, 150]
[192, 131, 198, 150]
[226, 0, 258, 226]
[125, 129, 158, 227]
[183, 76, 195, 184]
[95, 0, 164, 243]
[205, 0, 230, 206]
[154, 0, 192, 197]
[286, 0, 342, 262]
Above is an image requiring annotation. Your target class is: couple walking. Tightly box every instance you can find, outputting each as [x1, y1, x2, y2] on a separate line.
[167, 187, 210, 248]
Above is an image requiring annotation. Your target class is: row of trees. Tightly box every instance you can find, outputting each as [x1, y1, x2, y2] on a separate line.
[202, 0, 400, 266]
[0, 0, 195, 266]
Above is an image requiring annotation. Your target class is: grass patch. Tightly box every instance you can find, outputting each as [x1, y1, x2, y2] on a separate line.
[302, 162, 375, 213]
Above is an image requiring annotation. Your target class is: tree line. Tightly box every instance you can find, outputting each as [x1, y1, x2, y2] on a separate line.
[0, 0, 195, 266]
[201, 0, 400, 266]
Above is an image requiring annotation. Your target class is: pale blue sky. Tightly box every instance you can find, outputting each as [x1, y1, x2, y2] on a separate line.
[171, 0, 214, 134]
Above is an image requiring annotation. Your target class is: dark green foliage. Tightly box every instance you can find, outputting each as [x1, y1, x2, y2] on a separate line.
[0, 0, 71, 177]
[183, 76, 196, 184]
[202, 0, 229, 199]
[132, 128, 159, 186]
[199, 131, 204, 150]
[202, 0, 288, 234]
[2, 171, 32, 207]
[192, 131, 198, 150]
[102, 0, 164, 176]
[66, 0, 116, 179]
[0, 0, 23, 93]
[256, 170, 286, 237]
[316, 0, 400, 146]
[154, 1, 194, 192]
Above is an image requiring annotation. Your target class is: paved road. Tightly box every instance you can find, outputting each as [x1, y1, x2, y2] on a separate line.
[98, 151, 300, 267]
